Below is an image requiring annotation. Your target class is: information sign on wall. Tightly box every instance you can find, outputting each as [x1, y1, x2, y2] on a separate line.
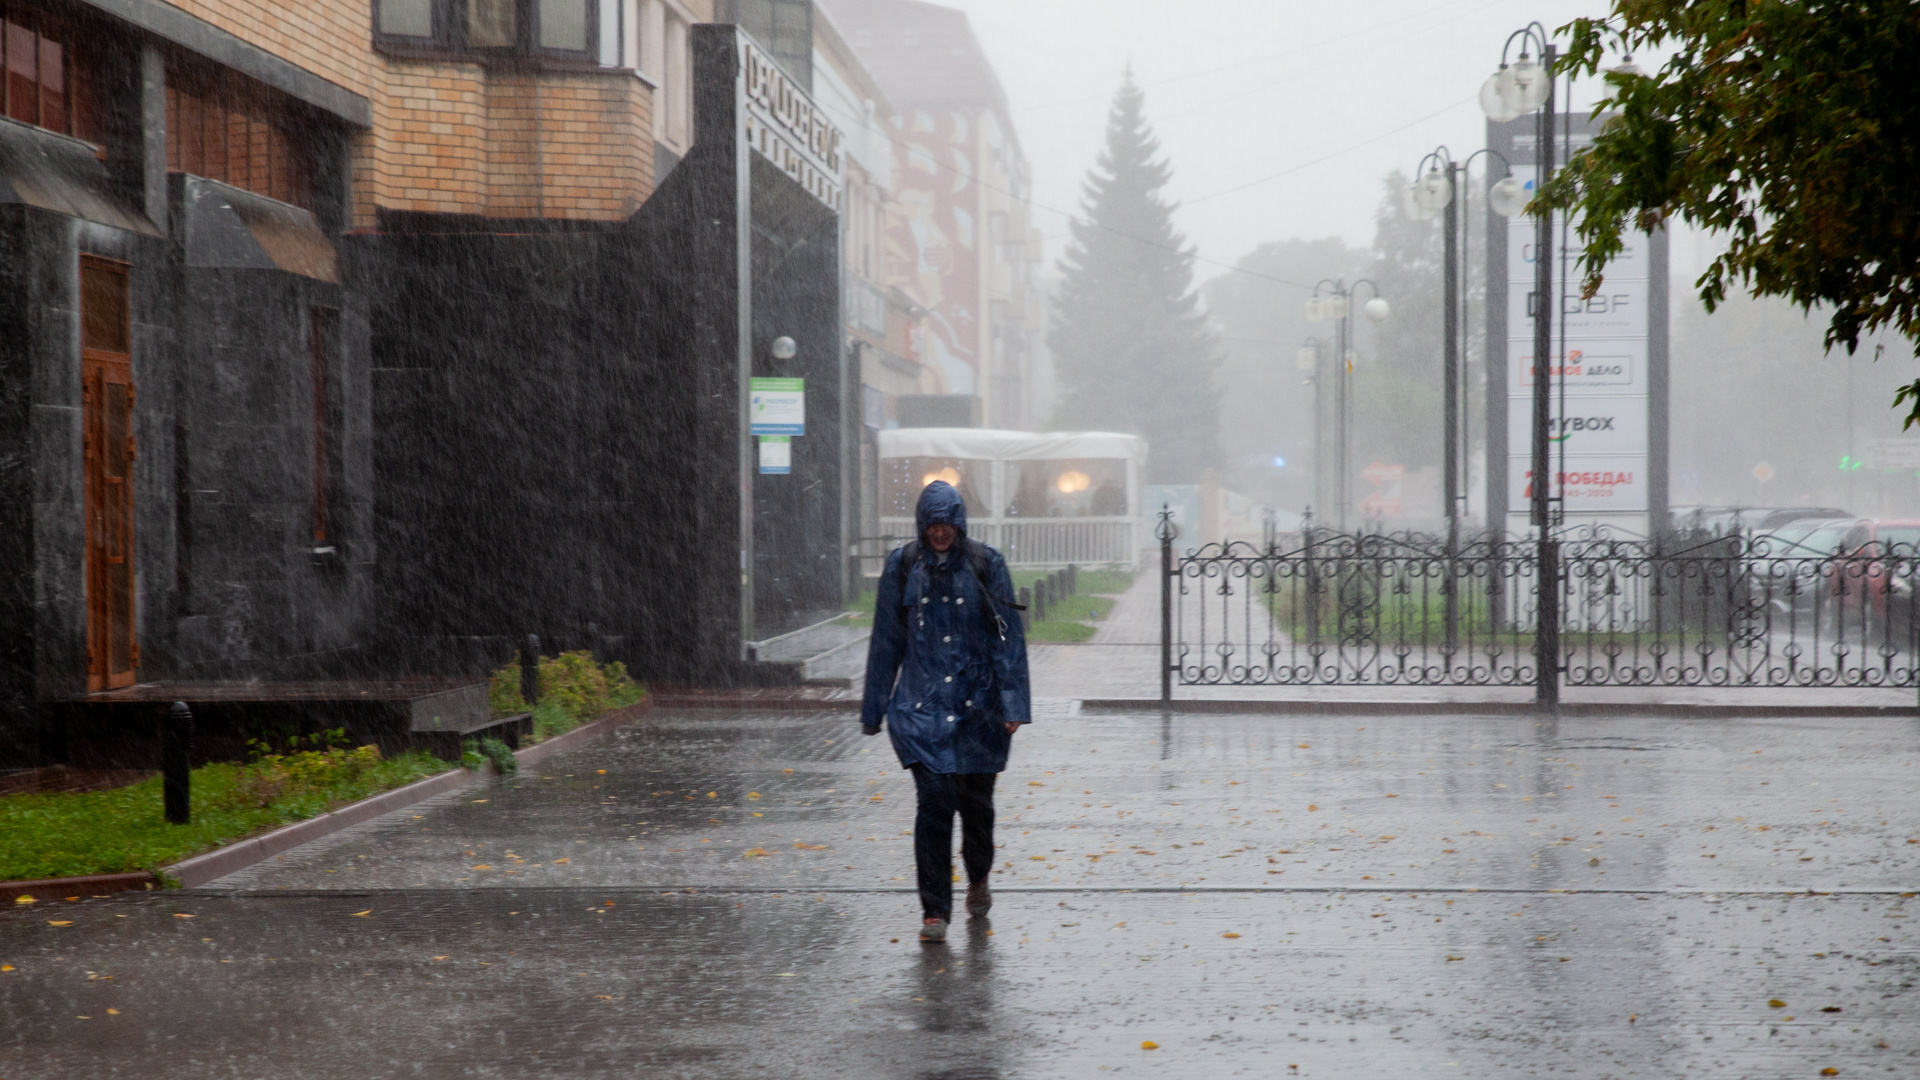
[758, 435, 791, 474]
[750, 377, 805, 436]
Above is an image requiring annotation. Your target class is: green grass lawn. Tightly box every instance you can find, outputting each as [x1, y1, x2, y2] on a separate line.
[0, 750, 454, 883]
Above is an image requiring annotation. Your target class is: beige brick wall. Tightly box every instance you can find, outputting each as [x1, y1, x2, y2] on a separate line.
[351, 60, 654, 227]
[163, 0, 373, 99]
[161, 3, 654, 226]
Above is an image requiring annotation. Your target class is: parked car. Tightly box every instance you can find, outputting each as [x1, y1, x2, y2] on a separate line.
[1827, 519, 1920, 642]
[1749, 517, 1859, 616]
[1670, 506, 1852, 539]
[1757, 507, 1851, 531]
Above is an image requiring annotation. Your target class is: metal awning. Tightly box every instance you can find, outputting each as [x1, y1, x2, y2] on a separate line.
[0, 117, 161, 236]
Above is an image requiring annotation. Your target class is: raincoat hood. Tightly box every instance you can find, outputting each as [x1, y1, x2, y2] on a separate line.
[915, 480, 968, 540]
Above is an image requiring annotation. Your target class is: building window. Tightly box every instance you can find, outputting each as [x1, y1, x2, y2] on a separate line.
[1, 1, 97, 142]
[165, 60, 310, 208]
[374, 0, 603, 60]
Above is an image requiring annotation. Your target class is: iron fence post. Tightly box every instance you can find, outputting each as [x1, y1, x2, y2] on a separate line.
[1537, 537, 1560, 708]
[163, 701, 192, 824]
[1303, 510, 1320, 646]
[1158, 505, 1176, 706]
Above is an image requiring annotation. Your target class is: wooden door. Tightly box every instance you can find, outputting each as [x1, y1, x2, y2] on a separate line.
[82, 256, 137, 691]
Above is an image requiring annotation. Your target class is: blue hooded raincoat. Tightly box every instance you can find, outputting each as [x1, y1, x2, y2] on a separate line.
[861, 481, 1031, 773]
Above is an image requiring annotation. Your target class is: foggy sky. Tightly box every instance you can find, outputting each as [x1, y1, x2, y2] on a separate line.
[942, 0, 1613, 273]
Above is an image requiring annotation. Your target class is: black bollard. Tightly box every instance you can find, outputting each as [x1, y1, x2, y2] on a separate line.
[1036, 579, 1050, 621]
[1067, 564, 1077, 595]
[163, 701, 192, 824]
[520, 634, 540, 705]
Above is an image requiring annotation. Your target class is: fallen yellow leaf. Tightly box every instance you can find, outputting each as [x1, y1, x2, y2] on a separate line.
[552, 857, 571, 864]
[47, 921, 73, 927]
[782, 768, 794, 773]
[594, 994, 614, 1000]
[1027, 781, 1044, 786]
[471, 799, 488, 804]
[795, 842, 829, 850]
[471, 864, 493, 870]
[1141, 1041, 1159, 1050]
[13, 896, 35, 904]
[1297, 743, 1310, 748]
[1308, 804, 1320, 811]
[1029, 856, 1046, 861]
[743, 848, 773, 858]
[747, 792, 762, 799]
[350, 910, 372, 917]
[1222, 932, 1241, 939]
[707, 792, 717, 798]
[106, 1008, 119, 1015]
[596, 770, 606, 775]
[1445, 955, 1463, 961]
[432, 956, 449, 961]
[1822, 1069, 1839, 1076]
[1769, 1000, 1787, 1008]
[172, 913, 194, 918]
[1, 965, 14, 971]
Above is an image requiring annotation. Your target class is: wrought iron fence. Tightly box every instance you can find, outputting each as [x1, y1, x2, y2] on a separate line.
[1161, 521, 1920, 697]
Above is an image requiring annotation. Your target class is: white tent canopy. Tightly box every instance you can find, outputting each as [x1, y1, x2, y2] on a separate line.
[876, 428, 1148, 567]
[879, 427, 1148, 465]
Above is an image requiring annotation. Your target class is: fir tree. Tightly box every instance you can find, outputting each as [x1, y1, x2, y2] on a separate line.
[1049, 75, 1220, 483]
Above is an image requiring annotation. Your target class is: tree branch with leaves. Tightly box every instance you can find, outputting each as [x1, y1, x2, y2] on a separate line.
[1537, 1, 1920, 421]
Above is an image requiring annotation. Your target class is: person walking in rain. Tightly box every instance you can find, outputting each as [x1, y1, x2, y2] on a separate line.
[862, 479, 1030, 942]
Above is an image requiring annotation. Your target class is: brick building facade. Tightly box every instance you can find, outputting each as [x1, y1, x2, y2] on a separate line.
[1, 0, 850, 767]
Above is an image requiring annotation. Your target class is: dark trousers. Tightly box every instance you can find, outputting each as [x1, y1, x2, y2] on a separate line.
[909, 765, 997, 920]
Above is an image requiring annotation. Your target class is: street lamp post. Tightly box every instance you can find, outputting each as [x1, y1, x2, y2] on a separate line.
[1305, 281, 1388, 531]
[1481, 21, 1560, 708]
[1296, 336, 1326, 521]
[1406, 146, 1525, 649]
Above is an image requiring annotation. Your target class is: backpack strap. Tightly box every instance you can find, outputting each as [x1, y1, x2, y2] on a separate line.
[964, 538, 1026, 610]
[894, 537, 1027, 640]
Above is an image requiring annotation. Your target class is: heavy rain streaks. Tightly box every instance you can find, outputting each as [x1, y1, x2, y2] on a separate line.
[6, 708, 1918, 1077]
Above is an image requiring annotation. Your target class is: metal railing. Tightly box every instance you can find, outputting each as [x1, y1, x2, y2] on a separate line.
[1158, 516, 1920, 699]
[877, 517, 1138, 568]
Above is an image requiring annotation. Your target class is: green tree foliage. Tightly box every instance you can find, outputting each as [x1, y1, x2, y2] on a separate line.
[1050, 74, 1221, 482]
[1355, 170, 1447, 472]
[1539, 1, 1920, 419]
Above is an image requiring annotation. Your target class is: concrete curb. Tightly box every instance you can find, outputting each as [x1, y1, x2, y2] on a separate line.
[163, 699, 651, 888]
[511, 700, 649, 767]
[1080, 698, 1919, 718]
[653, 693, 860, 711]
[164, 766, 480, 887]
[3, 871, 160, 902]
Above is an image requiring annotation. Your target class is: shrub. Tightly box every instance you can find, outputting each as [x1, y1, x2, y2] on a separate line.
[462, 736, 517, 776]
[235, 744, 383, 809]
[485, 650, 645, 740]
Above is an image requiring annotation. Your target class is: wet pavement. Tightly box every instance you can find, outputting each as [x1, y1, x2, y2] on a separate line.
[5, 706, 1919, 1078]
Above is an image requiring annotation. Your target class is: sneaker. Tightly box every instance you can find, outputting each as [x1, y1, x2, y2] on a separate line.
[919, 917, 948, 942]
[966, 879, 992, 917]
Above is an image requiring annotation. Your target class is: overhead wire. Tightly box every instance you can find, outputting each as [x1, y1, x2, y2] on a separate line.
[1005, 0, 1491, 115]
